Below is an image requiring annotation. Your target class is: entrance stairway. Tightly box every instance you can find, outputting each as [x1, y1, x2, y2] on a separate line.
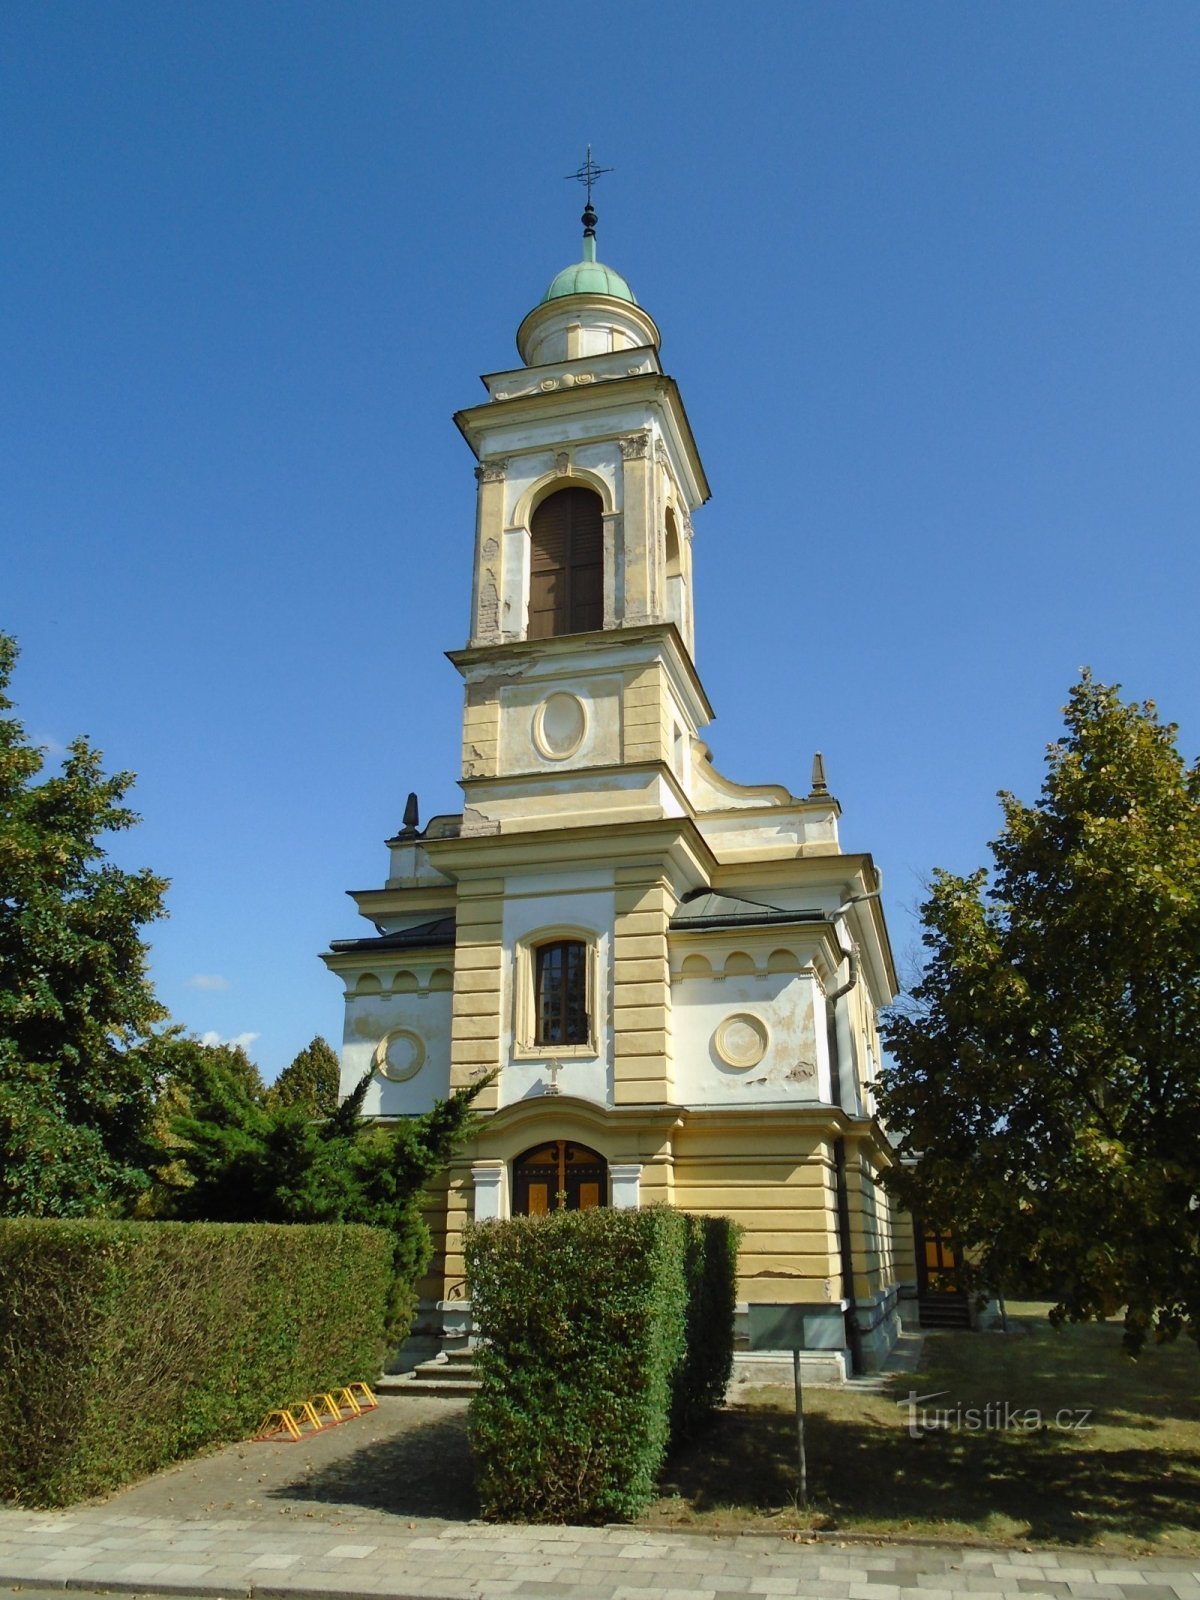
[377, 1347, 480, 1398]
[918, 1294, 972, 1330]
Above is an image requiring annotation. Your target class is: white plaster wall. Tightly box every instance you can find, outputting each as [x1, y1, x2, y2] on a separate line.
[384, 841, 454, 888]
[339, 982, 453, 1117]
[498, 878, 615, 1110]
[696, 810, 841, 854]
[671, 969, 829, 1107]
[462, 768, 687, 834]
[471, 400, 661, 472]
[500, 443, 620, 528]
[483, 347, 660, 402]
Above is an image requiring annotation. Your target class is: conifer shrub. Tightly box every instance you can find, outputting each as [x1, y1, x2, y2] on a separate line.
[0, 1219, 393, 1506]
[465, 1207, 740, 1523]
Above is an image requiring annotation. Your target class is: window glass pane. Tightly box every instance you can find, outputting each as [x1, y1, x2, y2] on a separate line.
[534, 939, 589, 1045]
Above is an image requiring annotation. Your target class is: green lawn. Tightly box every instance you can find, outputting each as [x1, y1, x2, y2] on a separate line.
[648, 1304, 1200, 1554]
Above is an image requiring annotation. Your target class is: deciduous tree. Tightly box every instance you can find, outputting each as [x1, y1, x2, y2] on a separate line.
[0, 635, 168, 1216]
[879, 673, 1200, 1353]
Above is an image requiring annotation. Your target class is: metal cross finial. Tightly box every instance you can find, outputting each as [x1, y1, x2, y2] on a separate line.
[565, 145, 613, 238]
[565, 145, 613, 205]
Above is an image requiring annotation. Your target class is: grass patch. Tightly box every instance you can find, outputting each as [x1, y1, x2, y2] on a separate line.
[648, 1304, 1200, 1554]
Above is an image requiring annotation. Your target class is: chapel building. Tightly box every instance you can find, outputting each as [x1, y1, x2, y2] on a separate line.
[322, 202, 913, 1377]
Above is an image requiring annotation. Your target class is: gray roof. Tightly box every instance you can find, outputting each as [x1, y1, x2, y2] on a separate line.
[670, 892, 823, 931]
[329, 915, 456, 955]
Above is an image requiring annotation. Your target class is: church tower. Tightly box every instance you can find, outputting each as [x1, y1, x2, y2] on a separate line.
[323, 179, 912, 1378]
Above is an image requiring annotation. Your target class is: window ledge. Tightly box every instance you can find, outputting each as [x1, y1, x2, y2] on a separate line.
[511, 1042, 599, 1063]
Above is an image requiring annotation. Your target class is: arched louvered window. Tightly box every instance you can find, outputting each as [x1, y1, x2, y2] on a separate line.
[528, 487, 603, 639]
[664, 507, 684, 632]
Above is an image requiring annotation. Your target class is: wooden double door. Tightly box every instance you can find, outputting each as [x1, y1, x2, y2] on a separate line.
[512, 1141, 607, 1216]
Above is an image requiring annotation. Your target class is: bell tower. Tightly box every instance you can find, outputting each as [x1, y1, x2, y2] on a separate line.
[451, 191, 711, 834]
[324, 168, 905, 1378]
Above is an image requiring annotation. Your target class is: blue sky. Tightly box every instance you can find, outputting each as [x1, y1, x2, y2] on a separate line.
[4, 3, 1198, 1078]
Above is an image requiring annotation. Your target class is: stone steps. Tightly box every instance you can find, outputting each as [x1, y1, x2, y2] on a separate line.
[919, 1295, 972, 1329]
[378, 1347, 480, 1398]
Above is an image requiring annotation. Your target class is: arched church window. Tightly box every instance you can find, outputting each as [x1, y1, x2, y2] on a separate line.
[665, 507, 684, 632]
[528, 487, 603, 638]
[534, 938, 589, 1046]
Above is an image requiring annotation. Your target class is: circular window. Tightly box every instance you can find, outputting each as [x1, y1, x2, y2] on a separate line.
[713, 1013, 769, 1070]
[373, 1029, 426, 1083]
[533, 692, 587, 760]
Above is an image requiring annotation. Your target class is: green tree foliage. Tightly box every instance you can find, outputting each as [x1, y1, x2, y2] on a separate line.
[158, 1034, 489, 1338]
[879, 674, 1200, 1354]
[268, 1035, 340, 1116]
[0, 635, 169, 1217]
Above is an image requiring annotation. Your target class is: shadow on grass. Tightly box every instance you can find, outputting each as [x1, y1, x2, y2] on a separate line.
[266, 1317, 1200, 1543]
[659, 1401, 1200, 1546]
[269, 1412, 479, 1521]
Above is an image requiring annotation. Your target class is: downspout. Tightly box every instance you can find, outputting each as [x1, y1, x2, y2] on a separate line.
[833, 1137, 863, 1377]
[824, 880, 882, 1377]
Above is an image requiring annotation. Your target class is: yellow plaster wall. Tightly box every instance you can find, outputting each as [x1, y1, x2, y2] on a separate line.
[416, 1171, 451, 1310]
[891, 1199, 918, 1283]
[437, 1156, 475, 1305]
[620, 443, 653, 623]
[462, 687, 501, 780]
[449, 879, 502, 1108]
[612, 868, 674, 1103]
[843, 1136, 899, 1301]
[418, 1114, 906, 1321]
[673, 1123, 841, 1303]
[622, 663, 670, 765]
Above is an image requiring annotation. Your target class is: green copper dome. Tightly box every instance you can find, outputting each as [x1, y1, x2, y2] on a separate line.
[541, 255, 637, 306]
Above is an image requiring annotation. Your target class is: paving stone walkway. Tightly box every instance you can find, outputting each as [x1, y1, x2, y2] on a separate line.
[1, 1394, 1196, 1600]
[1, 1504, 1198, 1600]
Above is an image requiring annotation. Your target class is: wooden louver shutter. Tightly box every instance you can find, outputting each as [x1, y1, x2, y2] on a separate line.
[529, 488, 603, 638]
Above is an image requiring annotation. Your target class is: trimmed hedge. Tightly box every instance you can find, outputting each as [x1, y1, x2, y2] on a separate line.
[0, 1219, 394, 1506]
[465, 1207, 741, 1523]
[674, 1211, 741, 1441]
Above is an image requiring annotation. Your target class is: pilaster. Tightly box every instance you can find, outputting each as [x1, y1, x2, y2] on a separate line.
[622, 661, 669, 765]
[618, 430, 654, 625]
[449, 878, 504, 1107]
[461, 683, 500, 781]
[611, 865, 676, 1104]
[470, 459, 508, 646]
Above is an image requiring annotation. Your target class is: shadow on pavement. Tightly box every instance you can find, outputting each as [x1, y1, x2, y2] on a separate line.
[269, 1408, 479, 1521]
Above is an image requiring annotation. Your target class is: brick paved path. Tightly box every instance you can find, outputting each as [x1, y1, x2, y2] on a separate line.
[0, 1505, 1197, 1600]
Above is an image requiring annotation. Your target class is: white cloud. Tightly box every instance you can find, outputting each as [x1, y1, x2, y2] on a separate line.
[201, 1030, 260, 1053]
[188, 974, 231, 991]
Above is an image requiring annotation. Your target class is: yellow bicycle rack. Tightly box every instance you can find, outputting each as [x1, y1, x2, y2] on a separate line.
[254, 1382, 379, 1442]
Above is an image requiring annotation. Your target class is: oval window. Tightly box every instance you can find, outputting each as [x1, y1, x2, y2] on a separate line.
[533, 692, 587, 760]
